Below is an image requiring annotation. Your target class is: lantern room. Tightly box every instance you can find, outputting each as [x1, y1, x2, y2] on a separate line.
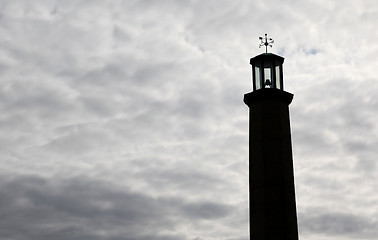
[250, 53, 284, 91]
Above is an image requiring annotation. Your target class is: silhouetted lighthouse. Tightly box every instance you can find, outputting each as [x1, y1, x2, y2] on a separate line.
[244, 34, 299, 240]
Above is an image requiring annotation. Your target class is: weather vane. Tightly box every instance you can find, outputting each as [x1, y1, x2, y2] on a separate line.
[259, 33, 274, 53]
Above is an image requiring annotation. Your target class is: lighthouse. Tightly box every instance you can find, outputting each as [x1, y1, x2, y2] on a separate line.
[244, 34, 299, 240]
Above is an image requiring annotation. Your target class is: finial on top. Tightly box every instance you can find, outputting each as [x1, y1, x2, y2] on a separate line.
[259, 34, 274, 53]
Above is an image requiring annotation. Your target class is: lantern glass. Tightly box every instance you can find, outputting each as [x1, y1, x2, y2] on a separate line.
[264, 68, 271, 87]
[275, 65, 281, 89]
[255, 66, 261, 90]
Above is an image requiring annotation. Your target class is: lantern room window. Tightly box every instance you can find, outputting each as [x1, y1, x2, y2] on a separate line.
[250, 53, 284, 91]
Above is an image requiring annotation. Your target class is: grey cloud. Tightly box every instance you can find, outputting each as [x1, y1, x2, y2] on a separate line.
[41, 127, 113, 157]
[0, 80, 73, 116]
[137, 168, 227, 194]
[299, 210, 378, 238]
[78, 95, 117, 117]
[292, 77, 378, 156]
[0, 174, 235, 240]
[181, 201, 232, 220]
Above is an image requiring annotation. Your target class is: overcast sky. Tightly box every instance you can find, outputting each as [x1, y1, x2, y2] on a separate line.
[0, 0, 377, 239]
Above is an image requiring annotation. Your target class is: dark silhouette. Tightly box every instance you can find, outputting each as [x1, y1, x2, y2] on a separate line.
[244, 41, 299, 240]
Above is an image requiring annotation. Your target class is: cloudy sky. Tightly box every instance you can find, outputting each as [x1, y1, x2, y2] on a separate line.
[0, 0, 377, 239]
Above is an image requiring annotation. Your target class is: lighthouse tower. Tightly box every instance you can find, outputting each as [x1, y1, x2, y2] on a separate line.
[244, 34, 299, 240]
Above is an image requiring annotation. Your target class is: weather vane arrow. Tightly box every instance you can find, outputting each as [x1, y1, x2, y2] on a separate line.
[259, 33, 274, 53]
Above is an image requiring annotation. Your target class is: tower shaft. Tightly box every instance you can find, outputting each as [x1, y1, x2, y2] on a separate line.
[244, 88, 298, 240]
